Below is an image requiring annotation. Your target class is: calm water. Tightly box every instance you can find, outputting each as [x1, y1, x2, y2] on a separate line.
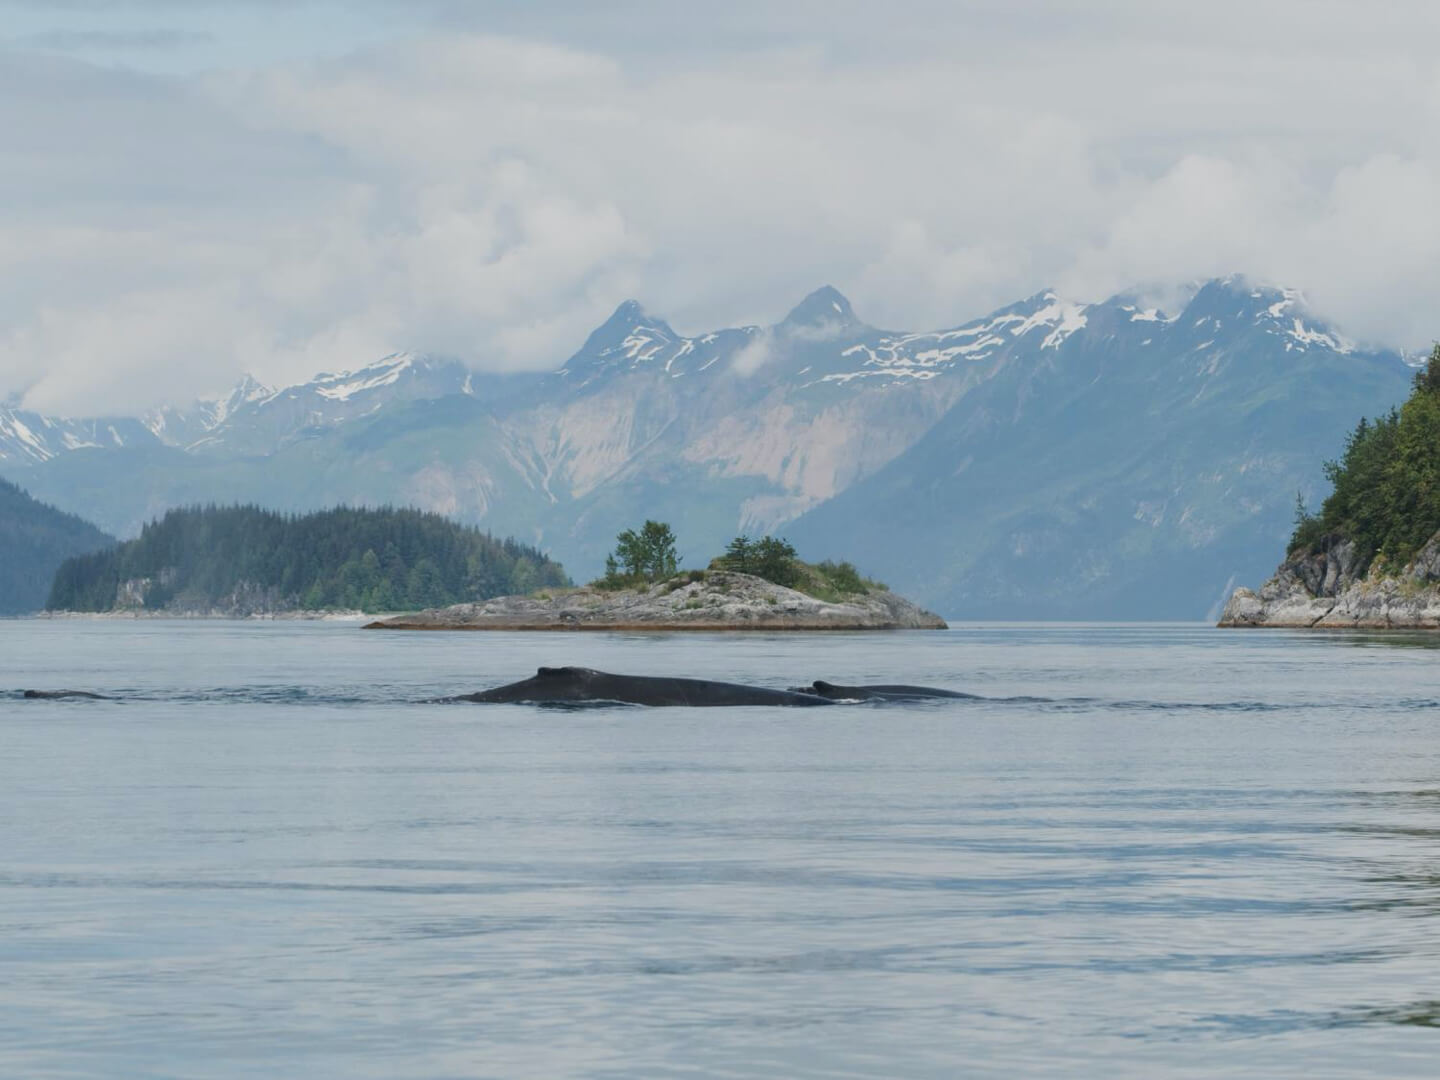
[3, 620, 1440, 1078]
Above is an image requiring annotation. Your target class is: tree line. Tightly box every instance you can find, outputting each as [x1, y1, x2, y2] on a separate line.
[1292, 343, 1440, 573]
[593, 519, 878, 599]
[47, 504, 569, 613]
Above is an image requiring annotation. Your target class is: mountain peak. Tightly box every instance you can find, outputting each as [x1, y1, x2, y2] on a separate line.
[1177, 277, 1359, 355]
[594, 299, 665, 337]
[780, 286, 859, 331]
[224, 372, 274, 405]
[566, 300, 678, 370]
[1185, 275, 1304, 322]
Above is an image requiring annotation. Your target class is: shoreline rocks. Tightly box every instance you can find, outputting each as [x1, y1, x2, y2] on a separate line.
[1219, 533, 1440, 629]
[365, 570, 947, 631]
[34, 609, 370, 622]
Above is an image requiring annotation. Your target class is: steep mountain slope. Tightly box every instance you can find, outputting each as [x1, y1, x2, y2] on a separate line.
[786, 280, 1413, 618]
[0, 477, 113, 613]
[5, 277, 1411, 617]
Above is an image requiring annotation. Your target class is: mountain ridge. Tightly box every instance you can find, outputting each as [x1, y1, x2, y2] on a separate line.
[1, 276, 1411, 618]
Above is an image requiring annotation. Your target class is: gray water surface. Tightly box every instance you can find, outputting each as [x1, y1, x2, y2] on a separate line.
[3, 620, 1440, 1078]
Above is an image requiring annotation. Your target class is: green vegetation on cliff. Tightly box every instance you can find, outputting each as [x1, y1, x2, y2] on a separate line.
[0, 477, 114, 614]
[47, 505, 569, 613]
[1291, 344, 1440, 573]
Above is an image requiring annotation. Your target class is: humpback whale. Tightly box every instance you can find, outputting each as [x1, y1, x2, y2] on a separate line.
[795, 680, 978, 702]
[453, 666, 835, 707]
[22, 690, 112, 700]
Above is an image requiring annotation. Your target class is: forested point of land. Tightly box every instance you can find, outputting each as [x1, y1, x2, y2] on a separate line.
[47, 504, 569, 613]
[1291, 343, 1440, 574]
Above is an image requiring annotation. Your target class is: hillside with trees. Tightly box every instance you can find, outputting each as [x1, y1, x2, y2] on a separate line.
[1219, 344, 1440, 628]
[47, 505, 569, 614]
[0, 478, 114, 614]
[1290, 345, 1440, 575]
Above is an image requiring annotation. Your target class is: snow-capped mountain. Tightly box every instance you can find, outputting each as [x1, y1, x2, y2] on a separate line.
[788, 277, 1411, 617]
[0, 408, 161, 466]
[143, 374, 275, 449]
[1, 276, 1413, 617]
[135, 352, 473, 458]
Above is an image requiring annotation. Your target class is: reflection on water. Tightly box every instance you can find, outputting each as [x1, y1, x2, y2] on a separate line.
[3, 620, 1440, 1078]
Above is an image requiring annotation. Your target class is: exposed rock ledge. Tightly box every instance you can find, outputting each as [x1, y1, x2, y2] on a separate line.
[365, 571, 947, 631]
[1219, 534, 1440, 629]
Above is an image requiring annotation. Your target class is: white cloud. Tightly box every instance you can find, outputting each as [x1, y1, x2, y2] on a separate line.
[5, 4, 1440, 412]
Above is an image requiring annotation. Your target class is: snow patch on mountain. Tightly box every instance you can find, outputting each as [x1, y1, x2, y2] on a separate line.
[817, 291, 1087, 385]
[0, 408, 158, 465]
[1007, 293, 1089, 349]
[0, 413, 52, 462]
[314, 353, 417, 401]
[1248, 286, 1357, 354]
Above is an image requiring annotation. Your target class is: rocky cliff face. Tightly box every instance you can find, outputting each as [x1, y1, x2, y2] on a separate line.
[1219, 534, 1440, 628]
[115, 573, 296, 617]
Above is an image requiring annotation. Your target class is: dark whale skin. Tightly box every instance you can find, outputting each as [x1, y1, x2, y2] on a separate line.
[454, 667, 835, 707]
[797, 680, 978, 702]
[22, 690, 111, 700]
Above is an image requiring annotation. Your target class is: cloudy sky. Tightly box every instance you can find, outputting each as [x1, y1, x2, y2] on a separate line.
[5, 0, 1440, 413]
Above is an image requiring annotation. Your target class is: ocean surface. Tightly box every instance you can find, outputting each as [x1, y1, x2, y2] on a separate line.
[4, 620, 1440, 1078]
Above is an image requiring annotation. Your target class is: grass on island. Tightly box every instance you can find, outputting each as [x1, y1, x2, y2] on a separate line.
[585, 522, 885, 604]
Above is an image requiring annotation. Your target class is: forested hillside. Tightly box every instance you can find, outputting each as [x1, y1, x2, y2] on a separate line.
[1290, 344, 1440, 575]
[47, 505, 569, 614]
[0, 478, 114, 614]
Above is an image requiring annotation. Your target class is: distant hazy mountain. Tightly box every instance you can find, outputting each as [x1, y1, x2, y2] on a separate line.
[0, 408, 159, 466]
[0, 478, 113, 614]
[786, 280, 1412, 618]
[0, 276, 1413, 618]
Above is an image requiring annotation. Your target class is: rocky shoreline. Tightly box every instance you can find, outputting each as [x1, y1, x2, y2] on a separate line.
[35, 609, 370, 621]
[1219, 533, 1440, 629]
[365, 570, 947, 631]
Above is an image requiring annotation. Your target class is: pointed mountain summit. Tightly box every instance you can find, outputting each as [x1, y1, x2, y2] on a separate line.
[779, 286, 863, 332]
[567, 300, 679, 370]
[212, 373, 275, 421]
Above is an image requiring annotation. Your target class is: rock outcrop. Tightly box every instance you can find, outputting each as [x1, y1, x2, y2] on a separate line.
[1219, 533, 1440, 628]
[365, 570, 947, 631]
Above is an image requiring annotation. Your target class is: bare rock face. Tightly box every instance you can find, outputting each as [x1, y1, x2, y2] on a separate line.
[1219, 532, 1440, 629]
[365, 571, 947, 631]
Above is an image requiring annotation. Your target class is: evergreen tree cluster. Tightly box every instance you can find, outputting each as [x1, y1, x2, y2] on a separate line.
[719, 534, 802, 587]
[597, 520, 678, 588]
[46, 504, 569, 613]
[589, 517, 885, 601]
[1292, 343, 1440, 572]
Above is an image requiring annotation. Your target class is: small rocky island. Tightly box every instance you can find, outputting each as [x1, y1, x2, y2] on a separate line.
[367, 526, 945, 631]
[365, 569, 946, 631]
[1221, 345, 1440, 629]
